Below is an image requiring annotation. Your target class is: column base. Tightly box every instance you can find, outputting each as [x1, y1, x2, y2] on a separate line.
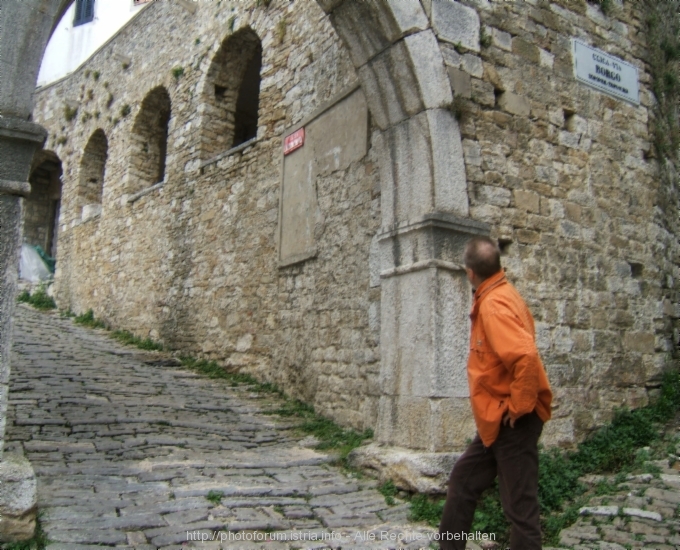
[0, 454, 37, 542]
[348, 442, 463, 495]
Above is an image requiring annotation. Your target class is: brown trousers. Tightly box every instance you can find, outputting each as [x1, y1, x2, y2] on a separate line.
[438, 411, 544, 550]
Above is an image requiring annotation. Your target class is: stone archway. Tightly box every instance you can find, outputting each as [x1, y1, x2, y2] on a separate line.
[318, 0, 488, 452]
[0, 0, 485, 538]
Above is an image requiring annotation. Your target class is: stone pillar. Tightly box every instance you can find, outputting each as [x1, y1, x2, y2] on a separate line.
[376, 214, 488, 452]
[0, 117, 45, 541]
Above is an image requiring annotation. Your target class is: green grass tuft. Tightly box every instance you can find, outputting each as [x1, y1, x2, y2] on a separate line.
[74, 309, 106, 329]
[206, 490, 224, 505]
[17, 286, 56, 310]
[111, 329, 163, 351]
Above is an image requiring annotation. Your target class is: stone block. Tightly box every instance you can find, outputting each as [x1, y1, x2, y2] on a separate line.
[512, 37, 541, 64]
[497, 91, 530, 117]
[0, 454, 37, 542]
[447, 67, 471, 98]
[539, 48, 555, 69]
[514, 189, 540, 212]
[489, 26, 512, 51]
[623, 332, 655, 354]
[477, 184, 511, 207]
[403, 31, 453, 110]
[426, 108, 469, 217]
[384, 0, 429, 37]
[431, 0, 481, 53]
[357, 42, 422, 130]
[461, 54, 483, 78]
[348, 442, 462, 494]
[471, 78, 495, 106]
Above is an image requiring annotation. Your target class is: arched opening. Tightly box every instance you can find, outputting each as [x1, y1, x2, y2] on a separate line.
[78, 129, 107, 218]
[129, 86, 170, 193]
[25, 151, 63, 258]
[200, 28, 262, 159]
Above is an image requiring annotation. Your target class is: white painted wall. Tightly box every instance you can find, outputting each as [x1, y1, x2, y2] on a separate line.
[37, 0, 150, 86]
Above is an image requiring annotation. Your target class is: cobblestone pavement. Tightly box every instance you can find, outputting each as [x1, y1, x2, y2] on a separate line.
[553, 465, 680, 550]
[7, 305, 437, 549]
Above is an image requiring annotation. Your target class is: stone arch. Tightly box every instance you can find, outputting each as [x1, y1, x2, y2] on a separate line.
[315, 0, 481, 452]
[199, 27, 262, 160]
[128, 86, 171, 193]
[78, 129, 107, 219]
[26, 150, 63, 258]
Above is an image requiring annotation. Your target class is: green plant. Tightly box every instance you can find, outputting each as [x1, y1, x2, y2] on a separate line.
[81, 111, 92, 123]
[256, 0, 273, 6]
[480, 27, 492, 48]
[172, 66, 185, 80]
[120, 104, 131, 117]
[92, 70, 100, 81]
[454, 41, 464, 54]
[74, 309, 107, 329]
[448, 95, 468, 122]
[86, 89, 94, 101]
[645, 0, 680, 166]
[111, 330, 163, 351]
[122, 62, 130, 70]
[56, 136, 67, 146]
[206, 490, 224, 505]
[409, 494, 445, 526]
[106, 93, 114, 109]
[195, 37, 200, 45]
[18, 286, 56, 311]
[228, 15, 236, 32]
[64, 104, 78, 122]
[378, 480, 398, 506]
[276, 19, 287, 43]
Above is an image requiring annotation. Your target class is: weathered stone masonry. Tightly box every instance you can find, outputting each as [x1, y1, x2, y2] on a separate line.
[29, 0, 680, 457]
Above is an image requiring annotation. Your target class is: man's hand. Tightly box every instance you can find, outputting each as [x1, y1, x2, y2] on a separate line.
[502, 412, 515, 428]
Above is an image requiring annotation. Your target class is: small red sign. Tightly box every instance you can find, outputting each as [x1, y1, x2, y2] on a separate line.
[284, 128, 305, 155]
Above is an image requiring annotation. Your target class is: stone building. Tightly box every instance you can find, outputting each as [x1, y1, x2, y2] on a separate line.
[24, 0, 680, 467]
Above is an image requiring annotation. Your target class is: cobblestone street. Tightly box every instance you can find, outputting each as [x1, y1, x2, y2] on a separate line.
[6, 305, 436, 549]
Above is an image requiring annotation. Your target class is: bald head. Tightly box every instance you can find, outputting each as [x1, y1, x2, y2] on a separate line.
[463, 236, 502, 281]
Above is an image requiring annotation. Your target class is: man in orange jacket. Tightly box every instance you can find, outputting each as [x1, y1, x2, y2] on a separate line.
[438, 236, 552, 550]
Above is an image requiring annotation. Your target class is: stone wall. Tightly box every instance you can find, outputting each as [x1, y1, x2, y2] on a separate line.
[29, 0, 680, 449]
[431, 0, 680, 443]
[32, 0, 380, 431]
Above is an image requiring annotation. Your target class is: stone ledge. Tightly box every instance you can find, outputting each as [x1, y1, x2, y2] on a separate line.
[0, 454, 37, 542]
[348, 442, 462, 495]
[0, 180, 31, 197]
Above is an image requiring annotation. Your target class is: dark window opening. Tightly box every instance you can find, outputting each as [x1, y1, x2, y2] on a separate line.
[26, 152, 63, 258]
[129, 86, 171, 193]
[232, 43, 262, 147]
[79, 129, 108, 210]
[200, 28, 262, 159]
[74, 0, 95, 26]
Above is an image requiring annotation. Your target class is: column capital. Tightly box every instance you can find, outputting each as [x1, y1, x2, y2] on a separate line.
[377, 213, 489, 278]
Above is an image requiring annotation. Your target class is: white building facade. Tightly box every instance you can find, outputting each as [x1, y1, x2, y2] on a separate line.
[37, 0, 151, 86]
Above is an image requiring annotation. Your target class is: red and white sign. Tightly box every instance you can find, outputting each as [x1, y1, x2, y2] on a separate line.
[284, 128, 305, 155]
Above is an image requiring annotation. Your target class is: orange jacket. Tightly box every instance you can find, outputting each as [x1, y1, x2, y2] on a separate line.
[468, 271, 552, 447]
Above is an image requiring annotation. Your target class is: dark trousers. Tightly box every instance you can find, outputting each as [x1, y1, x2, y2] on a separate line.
[438, 411, 544, 550]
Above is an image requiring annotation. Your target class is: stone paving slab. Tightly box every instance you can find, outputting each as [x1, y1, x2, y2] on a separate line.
[8, 306, 437, 549]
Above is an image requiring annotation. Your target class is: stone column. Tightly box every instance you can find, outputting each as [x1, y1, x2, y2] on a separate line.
[376, 213, 489, 453]
[0, 118, 45, 541]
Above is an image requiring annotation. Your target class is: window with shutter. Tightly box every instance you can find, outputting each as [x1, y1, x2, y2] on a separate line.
[74, 0, 95, 26]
